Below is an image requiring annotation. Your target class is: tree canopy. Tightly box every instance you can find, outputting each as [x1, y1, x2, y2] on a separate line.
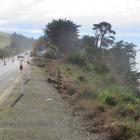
[44, 19, 81, 54]
[81, 35, 96, 48]
[93, 22, 116, 48]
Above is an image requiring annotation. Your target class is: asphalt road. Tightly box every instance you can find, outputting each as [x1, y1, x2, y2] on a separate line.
[0, 57, 20, 94]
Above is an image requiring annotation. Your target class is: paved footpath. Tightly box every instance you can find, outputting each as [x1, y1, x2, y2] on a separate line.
[0, 63, 94, 140]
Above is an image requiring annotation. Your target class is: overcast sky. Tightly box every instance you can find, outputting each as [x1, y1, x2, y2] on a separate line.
[0, 0, 140, 45]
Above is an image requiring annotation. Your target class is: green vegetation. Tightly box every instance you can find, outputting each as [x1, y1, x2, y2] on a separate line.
[44, 19, 80, 54]
[98, 85, 140, 106]
[34, 18, 140, 139]
[67, 51, 87, 67]
[57, 62, 140, 139]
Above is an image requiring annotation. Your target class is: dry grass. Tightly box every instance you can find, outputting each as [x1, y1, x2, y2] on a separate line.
[44, 59, 140, 140]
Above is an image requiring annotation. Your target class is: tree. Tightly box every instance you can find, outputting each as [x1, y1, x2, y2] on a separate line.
[44, 19, 81, 54]
[81, 35, 96, 48]
[93, 22, 116, 48]
[33, 37, 47, 52]
[109, 40, 139, 85]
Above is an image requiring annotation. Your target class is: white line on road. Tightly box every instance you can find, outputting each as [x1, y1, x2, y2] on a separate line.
[0, 73, 13, 81]
[0, 75, 20, 106]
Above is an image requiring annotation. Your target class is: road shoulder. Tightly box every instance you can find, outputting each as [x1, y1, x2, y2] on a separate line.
[0, 64, 94, 140]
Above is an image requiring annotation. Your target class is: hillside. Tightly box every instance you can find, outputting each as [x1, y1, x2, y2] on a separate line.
[10, 33, 33, 50]
[0, 31, 10, 48]
[0, 31, 33, 50]
[0, 31, 33, 58]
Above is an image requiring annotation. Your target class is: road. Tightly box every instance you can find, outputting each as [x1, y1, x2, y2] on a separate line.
[0, 57, 20, 94]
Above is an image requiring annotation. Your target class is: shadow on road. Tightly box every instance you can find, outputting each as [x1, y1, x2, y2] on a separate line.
[24, 79, 30, 85]
[10, 94, 24, 107]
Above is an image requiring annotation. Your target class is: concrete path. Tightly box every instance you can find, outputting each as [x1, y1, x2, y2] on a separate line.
[0, 63, 91, 140]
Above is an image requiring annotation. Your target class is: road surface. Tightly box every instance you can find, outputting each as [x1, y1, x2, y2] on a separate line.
[0, 57, 20, 94]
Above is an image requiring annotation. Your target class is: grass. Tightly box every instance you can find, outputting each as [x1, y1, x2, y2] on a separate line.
[56, 61, 140, 139]
[98, 85, 140, 106]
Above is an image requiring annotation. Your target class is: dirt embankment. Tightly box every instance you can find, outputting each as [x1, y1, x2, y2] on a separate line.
[39, 59, 138, 140]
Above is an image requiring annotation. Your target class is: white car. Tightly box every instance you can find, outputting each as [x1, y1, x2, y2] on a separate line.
[17, 53, 24, 60]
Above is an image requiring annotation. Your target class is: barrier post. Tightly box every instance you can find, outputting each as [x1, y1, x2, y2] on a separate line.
[27, 60, 31, 80]
[12, 57, 14, 62]
[4, 59, 6, 66]
[20, 61, 23, 94]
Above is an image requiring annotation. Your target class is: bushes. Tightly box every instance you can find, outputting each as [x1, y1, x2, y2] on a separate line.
[98, 86, 140, 106]
[109, 124, 133, 140]
[67, 50, 110, 75]
[78, 75, 85, 82]
[67, 86, 76, 96]
[116, 103, 140, 121]
[78, 86, 97, 99]
[105, 95, 118, 106]
[116, 104, 135, 117]
[99, 85, 140, 119]
[94, 62, 109, 74]
[104, 74, 118, 85]
[99, 90, 118, 106]
[67, 52, 87, 67]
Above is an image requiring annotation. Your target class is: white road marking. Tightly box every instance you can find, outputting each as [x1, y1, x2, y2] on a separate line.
[0, 73, 12, 81]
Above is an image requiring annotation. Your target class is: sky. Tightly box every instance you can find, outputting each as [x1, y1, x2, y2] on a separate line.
[0, 0, 140, 46]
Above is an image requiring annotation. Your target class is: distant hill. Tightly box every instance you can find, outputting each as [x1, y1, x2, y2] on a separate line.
[10, 33, 33, 51]
[0, 31, 34, 50]
[0, 31, 34, 58]
[0, 31, 10, 48]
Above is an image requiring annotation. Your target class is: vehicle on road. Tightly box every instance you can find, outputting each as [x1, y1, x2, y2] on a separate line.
[17, 53, 24, 60]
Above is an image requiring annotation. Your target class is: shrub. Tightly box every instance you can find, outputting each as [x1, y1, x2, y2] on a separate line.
[122, 94, 139, 104]
[98, 85, 139, 106]
[116, 104, 135, 117]
[79, 86, 97, 99]
[104, 74, 118, 85]
[67, 85, 77, 96]
[85, 63, 95, 71]
[99, 92, 118, 106]
[67, 52, 87, 67]
[78, 75, 85, 81]
[110, 124, 133, 140]
[105, 95, 118, 106]
[95, 63, 109, 74]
